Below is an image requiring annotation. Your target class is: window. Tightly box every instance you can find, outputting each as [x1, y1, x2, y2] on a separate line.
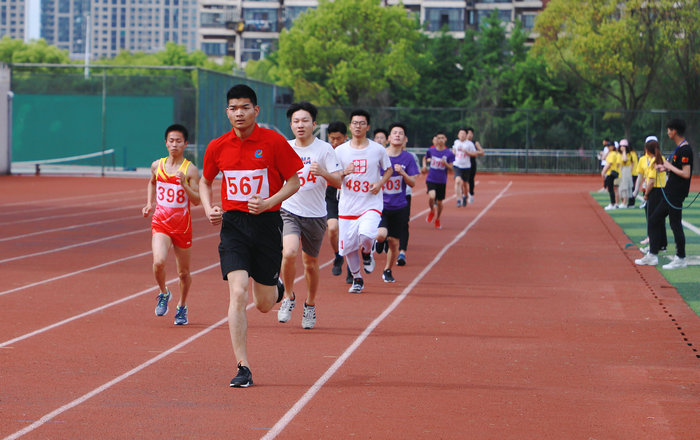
[424, 8, 464, 32]
[243, 8, 277, 32]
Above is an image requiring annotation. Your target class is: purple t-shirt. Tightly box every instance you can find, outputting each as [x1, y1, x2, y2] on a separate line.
[382, 150, 420, 210]
[425, 146, 455, 184]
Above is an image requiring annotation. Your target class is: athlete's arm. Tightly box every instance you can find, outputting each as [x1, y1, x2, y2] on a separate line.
[176, 166, 201, 206]
[248, 173, 301, 215]
[395, 164, 417, 188]
[370, 166, 394, 195]
[199, 176, 223, 225]
[310, 161, 342, 189]
[661, 161, 691, 180]
[141, 161, 158, 217]
[475, 141, 484, 156]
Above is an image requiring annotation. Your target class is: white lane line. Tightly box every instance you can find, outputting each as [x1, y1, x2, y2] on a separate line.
[0, 232, 220, 297]
[261, 182, 512, 440]
[0, 204, 144, 227]
[0, 189, 142, 210]
[1, 267, 318, 439]
[0, 262, 220, 349]
[0, 217, 128, 242]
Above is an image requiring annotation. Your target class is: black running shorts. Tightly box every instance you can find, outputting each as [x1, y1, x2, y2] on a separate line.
[426, 181, 447, 201]
[218, 210, 283, 286]
[379, 206, 409, 239]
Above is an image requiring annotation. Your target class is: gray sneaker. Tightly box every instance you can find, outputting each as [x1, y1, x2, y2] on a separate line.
[301, 303, 316, 329]
[278, 297, 296, 323]
[348, 278, 364, 293]
[155, 289, 171, 316]
[174, 306, 188, 325]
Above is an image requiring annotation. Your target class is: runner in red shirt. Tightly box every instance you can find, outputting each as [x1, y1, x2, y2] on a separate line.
[142, 124, 200, 326]
[199, 84, 302, 388]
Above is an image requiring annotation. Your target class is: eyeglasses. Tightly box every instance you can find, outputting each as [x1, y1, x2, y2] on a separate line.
[350, 121, 367, 126]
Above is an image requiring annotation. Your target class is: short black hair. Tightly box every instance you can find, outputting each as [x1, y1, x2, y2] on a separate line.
[666, 118, 687, 136]
[165, 123, 188, 142]
[388, 122, 407, 135]
[350, 109, 371, 126]
[226, 84, 257, 106]
[327, 121, 347, 135]
[465, 127, 474, 135]
[435, 131, 446, 137]
[286, 101, 318, 121]
[374, 128, 388, 137]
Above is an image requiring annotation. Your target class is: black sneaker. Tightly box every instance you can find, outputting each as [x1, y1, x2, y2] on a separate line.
[362, 251, 375, 273]
[345, 266, 353, 284]
[382, 269, 395, 283]
[375, 241, 385, 254]
[332, 255, 344, 276]
[230, 362, 253, 388]
[276, 279, 284, 303]
[397, 253, 406, 266]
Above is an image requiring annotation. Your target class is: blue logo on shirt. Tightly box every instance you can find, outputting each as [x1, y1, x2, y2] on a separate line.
[254, 149, 263, 159]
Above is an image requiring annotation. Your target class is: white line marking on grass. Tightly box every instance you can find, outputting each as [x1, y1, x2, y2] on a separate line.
[0, 232, 220, 297]
[682, 220, 700, 236]
[260, 182, 512, 440]
[0, 262, 220, 349]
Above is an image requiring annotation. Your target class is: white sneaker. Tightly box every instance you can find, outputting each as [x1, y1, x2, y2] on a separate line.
[635, 253, 658, 266]
[604, 204, 617, 211]
[277, 297, 296, 323]
[662, 256, 687, 270]
[639, 246, 649, 254]
[301, 303, 316, 329]
[617, 203, 627, 209]
[469, 194, 474, 204]
[362, 250, 375, 274]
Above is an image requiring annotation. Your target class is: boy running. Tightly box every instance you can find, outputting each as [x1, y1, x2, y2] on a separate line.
[375, 122, 419, 282]
[142, 124, 200, 326]
[452, 128, 477, 207]
[278, 102, 342, 329]
[422, 132, 455, 229]
[336, 109, 393, 293]
[199, 84, 302, 387]
[325, 121, 348, 277]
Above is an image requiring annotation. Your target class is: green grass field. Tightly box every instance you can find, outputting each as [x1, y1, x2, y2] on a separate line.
[592, 192, 700, 316]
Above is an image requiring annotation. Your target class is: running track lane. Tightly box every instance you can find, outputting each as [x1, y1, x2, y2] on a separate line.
[1, 174, 699, 439]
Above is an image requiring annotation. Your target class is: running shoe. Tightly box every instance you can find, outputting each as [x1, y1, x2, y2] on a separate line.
[382, 269, 395, 283]
[635, 253, 658, 266]
[426, 209, 435, 223]
[362, 250, 375, 273]
[639, 201, 647, 209]
[230, 362, 253, 388]
[462, 196, 467, 206]
[375, 240, 385, 254]
[155, 289, 171, 316]
[278, 297, 296, 323]
[435, 219, 442, 230]
[662, 256, 687, 270]
[469, 194, 474, 204]
[331, 255, 344, 276]
[604, 204, 616, 211]
[301, 303, 316, 329]
[457, 199, 462, 207]
[397, 252, 406, 266]
[348, 277, 364, 293]
[346, 266, 353, 284]
[173, 305, 188, 325]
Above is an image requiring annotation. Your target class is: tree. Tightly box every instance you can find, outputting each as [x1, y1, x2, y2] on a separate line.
[533, 0, 666, 137]
[0, 37, 70, 64]
[274, 0, 422, 107]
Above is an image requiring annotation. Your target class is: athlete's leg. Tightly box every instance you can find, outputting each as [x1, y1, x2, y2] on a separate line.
[346, 251, 363, 278]
[376, 226, 388, 244]
[327, 218, 339, 254]
[226, 270, 251, 367]
[385, 237, 399, 271]
[454, 176, 464, 202]
[152, 233, 172, 293]
[301, 252, 320, 305]
[280, 233, 300, 301]
[436, 199, 444, 220]
[172, 245, 192, 307]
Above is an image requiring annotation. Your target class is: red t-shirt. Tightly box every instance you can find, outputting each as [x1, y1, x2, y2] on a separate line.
[202, 124, 303, 212]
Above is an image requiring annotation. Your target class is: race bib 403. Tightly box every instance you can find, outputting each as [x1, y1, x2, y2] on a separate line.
[223, 169, 270, 201]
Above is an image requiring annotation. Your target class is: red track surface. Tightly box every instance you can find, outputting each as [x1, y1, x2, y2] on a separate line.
[1, 174, 699, 439]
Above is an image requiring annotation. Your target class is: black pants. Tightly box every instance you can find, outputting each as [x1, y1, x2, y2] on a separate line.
[468, 161, 477, 196]
[605, 174, 616, 205]
[645, 188, 667, 249]
[629, 176, 637, 206]
[648, 190, 684, 257]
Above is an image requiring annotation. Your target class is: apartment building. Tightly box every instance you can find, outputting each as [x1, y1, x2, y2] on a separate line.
[1, 0, 27, 40]
[40, 0, 198, 59]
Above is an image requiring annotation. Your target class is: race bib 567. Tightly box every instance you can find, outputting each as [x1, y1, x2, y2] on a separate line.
[223, 169, 270, 201]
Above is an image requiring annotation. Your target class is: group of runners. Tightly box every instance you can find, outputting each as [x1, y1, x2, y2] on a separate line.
[141, 84, 484, 387]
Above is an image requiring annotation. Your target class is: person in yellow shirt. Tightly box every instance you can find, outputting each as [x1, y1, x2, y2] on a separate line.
[617, 139, 634, 208]
[627, 144, 639, 207]
[638, 136, 667, 253]
[601, 144, 621, 210]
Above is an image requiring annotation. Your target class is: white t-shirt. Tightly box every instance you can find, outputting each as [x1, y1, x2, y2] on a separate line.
[453, 139, 475, 168]
[336, 139, 392, 218]
[281, 137, 342, 218]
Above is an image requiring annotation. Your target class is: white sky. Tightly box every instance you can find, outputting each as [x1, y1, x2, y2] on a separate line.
[26, 0, 40, 40]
